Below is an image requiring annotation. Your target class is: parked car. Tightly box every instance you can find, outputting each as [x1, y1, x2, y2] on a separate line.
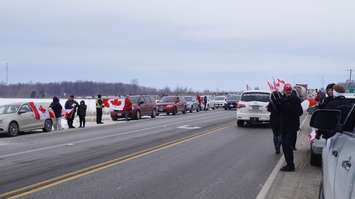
[184, 96, 199, 113]
[110, 95, 157, 121]
[308, 97, 355, 166]
[156, 96, 187, 115]
[236, 90, 271, 127]
[310, 104, 355, 199]
[224, 95, 240, 110]
[214, 96, 226, 109]
[0, 102, 53, 137]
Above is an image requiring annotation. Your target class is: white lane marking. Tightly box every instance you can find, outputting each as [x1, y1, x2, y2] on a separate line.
[177, 125, 201, 130]
[0, 141, 11, 146]
[255, 114, 309, 199]
[0, 112, 233, 159]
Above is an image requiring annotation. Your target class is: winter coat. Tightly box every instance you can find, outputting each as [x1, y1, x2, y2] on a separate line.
[50, 99, 63, 118]
[77, 104, 87, 117]
[279, 94, 303, 133]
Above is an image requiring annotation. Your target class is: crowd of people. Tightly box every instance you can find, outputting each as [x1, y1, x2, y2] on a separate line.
[267, 82, 349, 172]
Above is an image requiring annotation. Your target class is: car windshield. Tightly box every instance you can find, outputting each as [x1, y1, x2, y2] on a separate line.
[215, 96, 225, 100]
[160, 96, 176, 103]
[227, 95, 239, 101]
[130, 96, 140, 103]
[241, 93, 270, 102]
[184, 97, 193, 101]
[0, 104, 21, 115]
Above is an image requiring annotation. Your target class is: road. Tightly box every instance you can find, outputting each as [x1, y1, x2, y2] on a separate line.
[0, 110, 280, 199]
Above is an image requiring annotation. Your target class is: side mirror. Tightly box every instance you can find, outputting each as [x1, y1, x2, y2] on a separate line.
[18, 110, 26, 115]
[310, 109, 341, 130]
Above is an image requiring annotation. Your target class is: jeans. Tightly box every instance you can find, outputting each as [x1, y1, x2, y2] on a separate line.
[54, 117, 62, 131]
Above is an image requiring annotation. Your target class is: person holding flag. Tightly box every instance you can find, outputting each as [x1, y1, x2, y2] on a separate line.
[65, 95, 79, 128]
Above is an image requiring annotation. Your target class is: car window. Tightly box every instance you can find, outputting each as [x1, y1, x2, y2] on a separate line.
[144, 96, 152, 103]
[130, 96, 140, 103]
[227, 95, 239, 101]
[160, 96, 176, 103]
[184, 97, 193, 102]
[0, 104, 21, 115]
[241, 93, 270, 102]
[19, 104, 32, 113]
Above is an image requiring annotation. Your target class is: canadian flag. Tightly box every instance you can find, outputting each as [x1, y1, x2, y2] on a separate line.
[63, 109, 75, 120]
[28, 102, 55, 120]
[109, 98, 125, 111]
[301, 97, 318, 112]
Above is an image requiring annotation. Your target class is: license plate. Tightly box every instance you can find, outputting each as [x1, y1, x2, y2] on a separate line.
[250, 117, 259, 121]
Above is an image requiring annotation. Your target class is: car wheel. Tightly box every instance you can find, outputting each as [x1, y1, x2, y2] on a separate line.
[319, 180, 324, 199]
[237, 120, 244, 127]
[135, 111, 141, 120]
[151, 109, 156, 118]
[310, 146, 322, 166]
[8, 122, 19, 137]
[43, 119, 53, 132]
[166, 112, 170, 115]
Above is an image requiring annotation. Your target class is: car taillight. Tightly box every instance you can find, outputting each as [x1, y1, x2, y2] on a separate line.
[237, 103, 246, 108]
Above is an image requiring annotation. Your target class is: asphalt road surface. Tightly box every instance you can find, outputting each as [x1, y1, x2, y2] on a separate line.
[0, 110, 280, 199]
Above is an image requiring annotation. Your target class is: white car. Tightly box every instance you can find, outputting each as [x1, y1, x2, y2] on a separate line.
[202, 96, 216, 110]
[236, 90, 271, 127]
[214, 96, 226, 109]
[0, 102, 53, 136]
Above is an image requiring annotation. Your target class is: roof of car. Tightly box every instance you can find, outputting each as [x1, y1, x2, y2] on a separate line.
[242, 90, 271, 94]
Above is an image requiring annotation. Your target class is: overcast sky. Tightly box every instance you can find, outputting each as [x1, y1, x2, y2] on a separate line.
[1, 0, 354, 91]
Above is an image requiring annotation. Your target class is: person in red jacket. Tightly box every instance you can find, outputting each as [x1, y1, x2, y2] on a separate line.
[123, 95, 133, 121]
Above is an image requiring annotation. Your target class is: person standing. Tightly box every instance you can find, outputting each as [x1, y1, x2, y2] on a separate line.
[318, 83, 336, 109]
[78, 100, 87, 128]
[123, 95, 133, 121]
[267, 91, 282, 154]
[203, 96, 208, 111]
[96, 94, 104, 124]
[49, 96, 63, 131]
[279, 83, 303, 172]
[65, 95, 79, 128]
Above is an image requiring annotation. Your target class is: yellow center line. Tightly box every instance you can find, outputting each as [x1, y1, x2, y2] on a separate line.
[0, 124, 231, 199]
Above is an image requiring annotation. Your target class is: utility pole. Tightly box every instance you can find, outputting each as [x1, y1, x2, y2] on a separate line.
[5, 62, 8, 85]
[346, 67, 353, 82]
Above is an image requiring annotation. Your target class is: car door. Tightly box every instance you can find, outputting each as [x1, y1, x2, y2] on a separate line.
[17, 104, 36, 131]
[333, 132, 355, 199]
[323, 133, 349, 199]
[143, 96, 153, 115]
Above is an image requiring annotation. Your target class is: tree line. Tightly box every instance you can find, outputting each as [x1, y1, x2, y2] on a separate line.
[0, 81, 217, 98]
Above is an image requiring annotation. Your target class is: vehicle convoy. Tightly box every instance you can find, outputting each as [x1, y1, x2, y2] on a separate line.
[0, 102, 53, 136]
[184, 96, 199, 113]
[110, 95, 157, 120]
[236, 90, 271, 127]
[224, 94, 240, 110]
[214, 96, 226, 109]
[157, 96, 187, 115]
[310, 103, 355, 199]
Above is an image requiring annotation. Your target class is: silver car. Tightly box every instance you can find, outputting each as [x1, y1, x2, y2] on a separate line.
[184, 96, 199, 113]
[310, 104, 355, 199]
[0, 103, 53, 136]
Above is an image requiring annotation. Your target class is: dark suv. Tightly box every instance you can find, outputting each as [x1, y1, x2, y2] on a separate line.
[157, 96, 187, 115]
[224, 95, 241, 110]
[110, 95, 157, 120]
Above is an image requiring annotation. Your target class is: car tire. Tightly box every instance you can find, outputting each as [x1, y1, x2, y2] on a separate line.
[43, 119, 53, 132]
[151, 109, 156, 118]
[310, 147, 322, 167]
[135, 111, 141, 120]
[237, 120, 244, 127]
[8, 122, 19, 137]
[166, 112, 170, 115]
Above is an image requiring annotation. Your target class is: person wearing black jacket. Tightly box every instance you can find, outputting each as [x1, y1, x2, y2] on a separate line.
[77, 100, 87, 128]
[65, 95, 79, 128]
[318, 83, 335, 109]
[49, 96, 63, 131]
[96, 94, 104, 124]
[279, 84, 303, 172]
[267, 91, 282, 154]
